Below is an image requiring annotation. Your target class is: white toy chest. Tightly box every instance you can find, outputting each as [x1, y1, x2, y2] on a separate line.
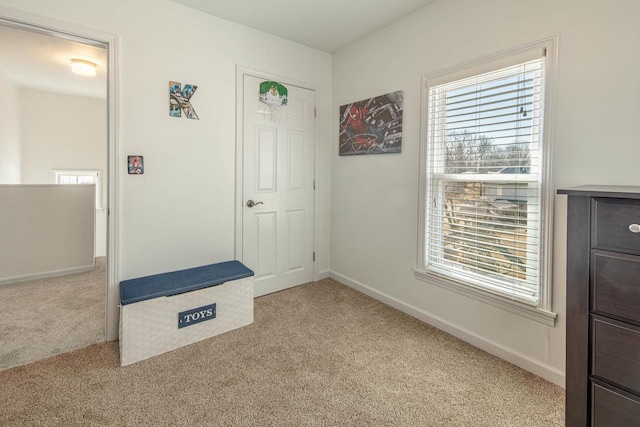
[119, 260, 254, 366]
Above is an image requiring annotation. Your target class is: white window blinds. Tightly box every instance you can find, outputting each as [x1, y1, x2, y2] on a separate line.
[425, 53, 546, 305]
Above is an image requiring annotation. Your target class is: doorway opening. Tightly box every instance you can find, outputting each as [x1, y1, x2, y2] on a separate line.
[0, 11, 119, 370]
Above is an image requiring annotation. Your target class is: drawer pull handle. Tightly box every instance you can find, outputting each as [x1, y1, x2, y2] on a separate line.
[630, 224, 640, 233]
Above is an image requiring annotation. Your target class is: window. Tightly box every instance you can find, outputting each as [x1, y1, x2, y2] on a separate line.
[52, 169, 103, 211]
[417, 40, 556, 325]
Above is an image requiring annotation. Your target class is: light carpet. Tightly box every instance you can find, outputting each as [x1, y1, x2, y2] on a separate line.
[0, 257, 105, 371]
[0, 278, 563, 426]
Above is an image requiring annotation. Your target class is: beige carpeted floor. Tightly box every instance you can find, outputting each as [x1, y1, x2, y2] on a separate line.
[0, 278, 564, 426]
[0, 257, 105, 371]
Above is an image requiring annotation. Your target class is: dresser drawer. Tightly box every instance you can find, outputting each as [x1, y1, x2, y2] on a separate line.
[592, 198, 640, 254]
[592, 250, 640, 324]
[591, 380, 640, 427]
[592, 315, 640, 393]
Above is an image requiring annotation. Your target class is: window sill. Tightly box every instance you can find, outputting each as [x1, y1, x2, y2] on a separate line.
[413, 269, 557, 326]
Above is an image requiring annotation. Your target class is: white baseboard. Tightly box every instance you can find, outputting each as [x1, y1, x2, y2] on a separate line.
[329, 270, 565, 388]
[0, 264, 95, 286]
[317, 270, 331, 280]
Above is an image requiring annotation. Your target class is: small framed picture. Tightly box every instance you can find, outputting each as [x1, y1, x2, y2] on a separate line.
[128, 155, 144, 174]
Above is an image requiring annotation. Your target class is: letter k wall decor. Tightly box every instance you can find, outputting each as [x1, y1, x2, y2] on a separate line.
[169, 81, 199, 119]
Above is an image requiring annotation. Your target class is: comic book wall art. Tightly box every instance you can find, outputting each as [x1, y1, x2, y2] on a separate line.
[128, 155, 144, 174]
[170, 81, 199, 120]
[339, 90, 403, 156]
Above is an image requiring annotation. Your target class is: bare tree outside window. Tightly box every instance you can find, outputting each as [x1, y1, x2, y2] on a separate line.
[444, 130, 531, 174]
[441, 131, 532, 282]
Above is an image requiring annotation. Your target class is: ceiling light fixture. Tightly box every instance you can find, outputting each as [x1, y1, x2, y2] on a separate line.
[70, 59, 97, 77]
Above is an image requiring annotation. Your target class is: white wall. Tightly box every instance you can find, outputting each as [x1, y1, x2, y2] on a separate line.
[10, 0, 635, 386]
[0, 185, 95, 284]
[331, 0, 640, 386]
[20, 88, 107, 257]
[0, 69, 20, 183]
[0, 0, 332, 282]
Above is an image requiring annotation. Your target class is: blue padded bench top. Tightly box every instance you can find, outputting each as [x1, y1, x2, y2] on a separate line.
[120, 260, 254, 305]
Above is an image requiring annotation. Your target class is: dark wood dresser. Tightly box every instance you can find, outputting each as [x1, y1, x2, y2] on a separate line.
[558, 185, 640, 426]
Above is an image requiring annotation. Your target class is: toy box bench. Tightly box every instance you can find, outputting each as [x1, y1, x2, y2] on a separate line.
[119, 260, 254, 366]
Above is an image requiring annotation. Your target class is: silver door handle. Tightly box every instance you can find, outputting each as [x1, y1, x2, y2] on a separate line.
[246, 200, 263, 208]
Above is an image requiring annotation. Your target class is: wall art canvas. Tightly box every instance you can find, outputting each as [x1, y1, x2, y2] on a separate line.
[170, 81, 199, 120]
[128, 155, 144, 174]
[339, 90, 403, 156]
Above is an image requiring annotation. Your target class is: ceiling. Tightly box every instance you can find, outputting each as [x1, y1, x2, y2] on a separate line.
[0, 1, 435, 98]
[0, 23, 107, 99]
[172, 0, 437, 53]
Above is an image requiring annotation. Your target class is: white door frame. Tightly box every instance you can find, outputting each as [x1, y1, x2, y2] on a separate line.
[0, 5, 121, 341]
[235, 66, 320, 283]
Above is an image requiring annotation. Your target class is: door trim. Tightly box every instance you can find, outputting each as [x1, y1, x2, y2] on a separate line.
[235, 66, 320, 283]
[0, 5, 121, 341]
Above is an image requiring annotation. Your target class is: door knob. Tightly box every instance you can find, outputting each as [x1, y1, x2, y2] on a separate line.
[246, 199, 263, 208]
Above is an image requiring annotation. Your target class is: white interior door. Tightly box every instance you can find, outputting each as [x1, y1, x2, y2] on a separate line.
[242, 74, 316, 296]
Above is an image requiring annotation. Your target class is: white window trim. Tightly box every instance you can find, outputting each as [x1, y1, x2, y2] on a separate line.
[416, 36, 559, 326]
[52, 169, 104, 212]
